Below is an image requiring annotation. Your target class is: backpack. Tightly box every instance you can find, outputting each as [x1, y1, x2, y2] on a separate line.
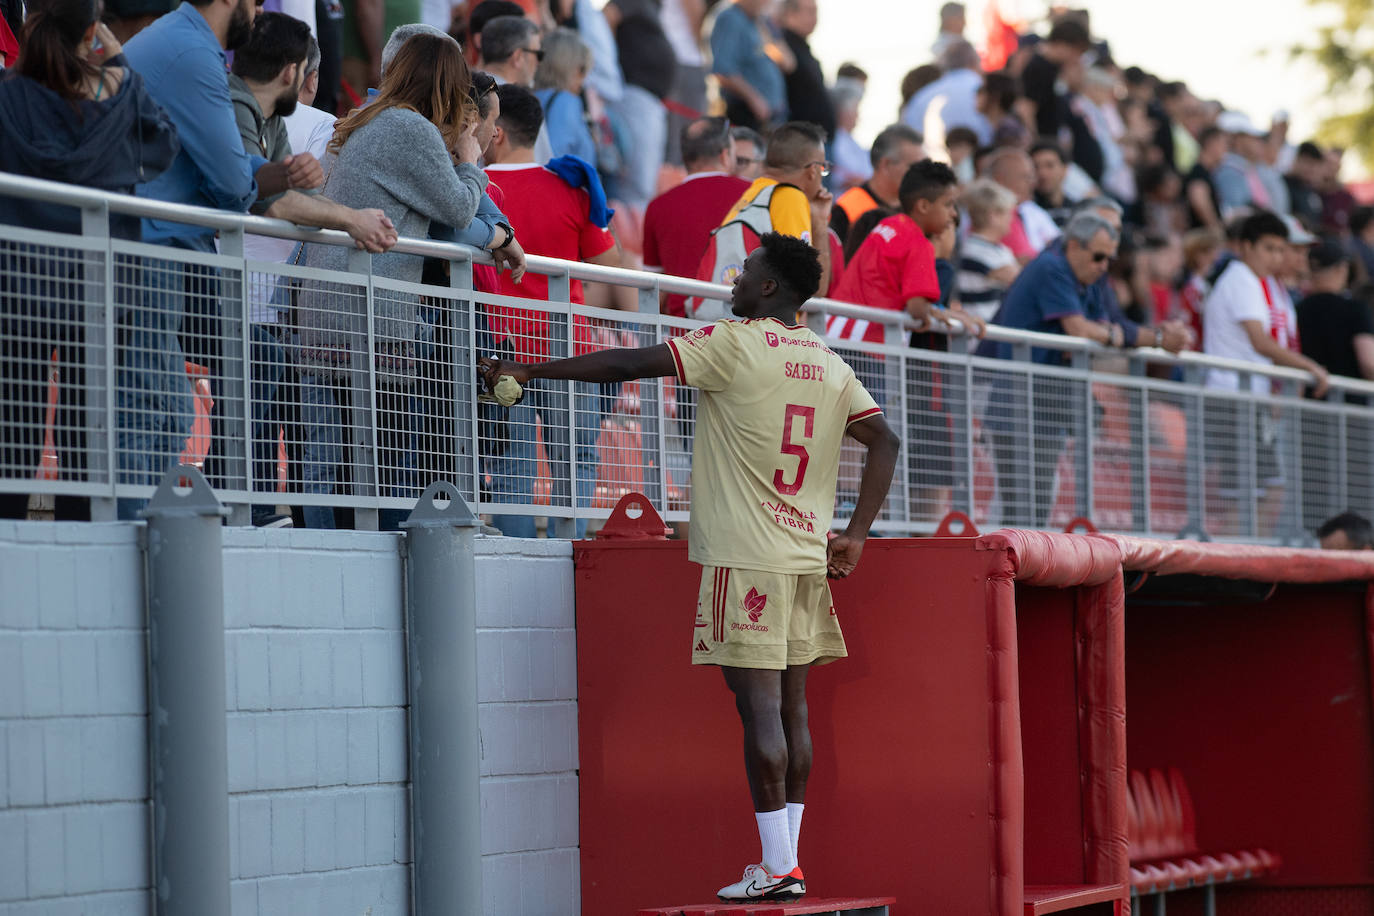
[687, 182, 797, 321]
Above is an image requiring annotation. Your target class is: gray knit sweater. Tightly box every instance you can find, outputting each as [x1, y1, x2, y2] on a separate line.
[296, 106, 488, 385]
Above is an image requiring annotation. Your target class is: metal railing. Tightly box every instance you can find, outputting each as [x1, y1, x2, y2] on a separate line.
[3, 171, 1371, 542]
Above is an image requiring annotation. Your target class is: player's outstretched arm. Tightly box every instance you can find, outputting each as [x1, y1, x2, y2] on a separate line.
[827, 413, 899, 579]
[479, 344, 678, 389]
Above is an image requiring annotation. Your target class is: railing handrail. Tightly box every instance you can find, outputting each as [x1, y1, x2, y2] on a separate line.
[4, 169, 1363, 396]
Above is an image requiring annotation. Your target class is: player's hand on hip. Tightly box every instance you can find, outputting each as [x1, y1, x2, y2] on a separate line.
[826, 533, 865, 579]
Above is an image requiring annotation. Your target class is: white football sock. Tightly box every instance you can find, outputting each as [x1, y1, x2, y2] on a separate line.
[755, 808, 795, 875]
[786, 802, 804, 865]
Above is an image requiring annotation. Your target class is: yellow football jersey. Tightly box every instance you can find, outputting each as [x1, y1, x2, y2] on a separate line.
[667, 317, 882, 574]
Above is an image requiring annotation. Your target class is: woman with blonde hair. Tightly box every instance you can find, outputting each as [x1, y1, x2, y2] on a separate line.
[533, 26, 597, 163]
[296, 32, 489, 529]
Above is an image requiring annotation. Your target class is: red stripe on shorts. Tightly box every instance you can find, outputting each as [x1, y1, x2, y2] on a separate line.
[718, 569, 730, 642]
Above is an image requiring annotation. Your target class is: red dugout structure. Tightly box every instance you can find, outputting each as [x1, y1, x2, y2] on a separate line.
[575, 529, 1131, 916]
[575, 512, 1374, 915]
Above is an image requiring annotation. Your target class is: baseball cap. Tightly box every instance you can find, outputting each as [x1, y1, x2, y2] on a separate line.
[1283, 215, 1317, 246]
[1216, 110, 1266, 137]
[1309, 240, 1350, 271]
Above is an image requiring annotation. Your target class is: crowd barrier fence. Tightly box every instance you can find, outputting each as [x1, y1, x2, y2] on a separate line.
[3, 171, 1372, 543]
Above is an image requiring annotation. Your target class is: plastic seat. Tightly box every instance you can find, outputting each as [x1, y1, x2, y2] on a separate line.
[1129, 771, 1167, 862]
[1233, 849, 1262, 876]
[1148, 769, 1186, 859]
[1130, 864, 1166, 894]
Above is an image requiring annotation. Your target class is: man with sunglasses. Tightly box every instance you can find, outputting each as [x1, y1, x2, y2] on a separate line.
[480, 15, 553, 162]
[481, 14, 542, 88]
[691, 121, 834, 321]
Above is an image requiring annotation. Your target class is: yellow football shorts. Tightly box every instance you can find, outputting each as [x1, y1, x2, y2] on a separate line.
[691, 565, 848, 670]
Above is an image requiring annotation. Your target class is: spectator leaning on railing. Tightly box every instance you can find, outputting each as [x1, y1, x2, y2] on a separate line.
[0, 0, 178, 520]
[1202, 211, 1328, 529]
[480, 82, 620, 538]
[228, 12, 398, 525]
[294, 32, 488, 531]
[122, 0, 316, 519]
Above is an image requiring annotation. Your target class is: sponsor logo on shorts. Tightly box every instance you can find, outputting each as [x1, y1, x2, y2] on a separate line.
[744, 587, 767, 622]
[730, 587, 770, 632]
[695, 639, 710, 653]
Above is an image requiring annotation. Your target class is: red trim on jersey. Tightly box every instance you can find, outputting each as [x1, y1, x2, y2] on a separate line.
[666, 338, 688, 382]
[665, 339, 687, 381]
[744, 316, 804, 330]
[846, 407, 883, 426]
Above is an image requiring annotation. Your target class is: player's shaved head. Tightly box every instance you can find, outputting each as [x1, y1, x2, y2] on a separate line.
[758, 232, 822, 302]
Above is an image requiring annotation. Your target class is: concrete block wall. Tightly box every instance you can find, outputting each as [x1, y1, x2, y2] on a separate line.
[1, 522, 579, 916]
[0, 521, 150, 916]
[223, 527, 413, 916]
[474, 538, 579, 915]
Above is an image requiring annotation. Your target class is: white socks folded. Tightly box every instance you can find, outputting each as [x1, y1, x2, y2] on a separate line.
[786, 802, 804, 864]
[755, 808, 795, 876]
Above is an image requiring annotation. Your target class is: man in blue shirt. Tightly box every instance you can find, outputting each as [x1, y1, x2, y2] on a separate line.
[981, 208, 1190, 527]
[981, 210, 1117, 528]
[120, 0, 323, 517]
[710, 0, 788, 130]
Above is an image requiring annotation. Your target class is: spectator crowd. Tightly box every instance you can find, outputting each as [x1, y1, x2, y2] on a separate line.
[3, 0, 1374, 539]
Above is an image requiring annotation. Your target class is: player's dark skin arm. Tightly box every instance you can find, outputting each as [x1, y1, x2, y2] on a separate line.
[479, 344, 677, 388]
[827, 414, 899, 579]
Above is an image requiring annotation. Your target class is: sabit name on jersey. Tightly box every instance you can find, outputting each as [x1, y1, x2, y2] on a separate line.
[785, 361, 824, 381]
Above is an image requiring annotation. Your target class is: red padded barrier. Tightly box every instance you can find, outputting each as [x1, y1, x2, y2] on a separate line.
[576, 535, 1132, 916]
[983, 571, 1025, 916]
[1103, 534, 1374, 582]
[1075, 575, 1128, 891]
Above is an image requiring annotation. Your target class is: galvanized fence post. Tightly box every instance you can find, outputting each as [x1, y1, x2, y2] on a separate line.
[141, 465, 231, 916]
[81, 203, 117, 520]
[402, 481, 484, 916]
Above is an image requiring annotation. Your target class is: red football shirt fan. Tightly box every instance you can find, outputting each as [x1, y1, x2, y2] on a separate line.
[643, 172, 750, 317]
[483, 163, 616, 357]
[828, 213, 940, 343]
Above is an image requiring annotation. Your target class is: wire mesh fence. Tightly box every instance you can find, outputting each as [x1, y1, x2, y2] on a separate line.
[4, 174, 1374, 542]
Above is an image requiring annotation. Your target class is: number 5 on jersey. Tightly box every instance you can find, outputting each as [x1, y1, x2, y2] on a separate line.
[774, 404, 815, 496]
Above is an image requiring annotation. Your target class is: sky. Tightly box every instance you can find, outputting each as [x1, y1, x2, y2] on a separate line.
[807, 0, 1348, 161]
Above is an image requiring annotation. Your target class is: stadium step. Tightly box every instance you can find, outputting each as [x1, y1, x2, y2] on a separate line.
[637, 896, 896, 916]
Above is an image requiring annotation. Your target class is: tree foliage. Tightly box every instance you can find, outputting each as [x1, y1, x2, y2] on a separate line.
[1291, 0, 1374, 164]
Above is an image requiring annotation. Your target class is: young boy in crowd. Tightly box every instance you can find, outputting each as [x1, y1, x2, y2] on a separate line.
[956, 177, 1020, 323]
[831, 160, 985, 525]
[831, 160, 986, 341]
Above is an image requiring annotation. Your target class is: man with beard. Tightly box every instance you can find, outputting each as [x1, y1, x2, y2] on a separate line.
[229, 13, 395, 243]
[116, 0, 315, 516]
[228, 12, 398, 525]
